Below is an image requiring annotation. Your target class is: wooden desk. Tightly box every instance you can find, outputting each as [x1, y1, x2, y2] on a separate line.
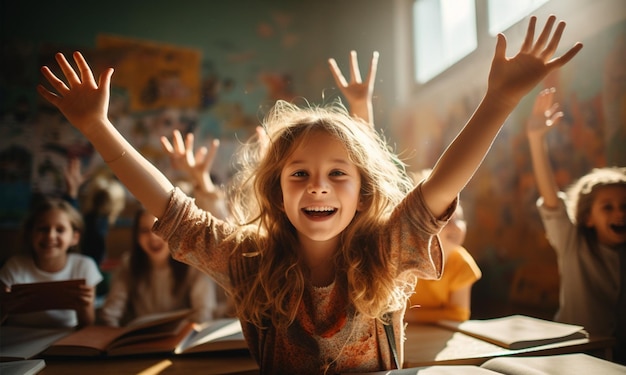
[404, 323, 615, 367]
[37, 325, 615, 374]
[40, 351, 260, 375]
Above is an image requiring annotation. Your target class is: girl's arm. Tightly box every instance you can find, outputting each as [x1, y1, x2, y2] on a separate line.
[63, 157, 84, 202]
[328, 50, 378, 125]
[527, 88, 562, 209]
[38, 52, 173, 218]
[422, 15, 582, 218]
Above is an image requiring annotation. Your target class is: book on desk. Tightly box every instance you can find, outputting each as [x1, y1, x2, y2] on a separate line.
[1, 308, 248, 360]
[436, 314, 588, 350]
[346, 353, 626, 375]
[402, 314, 614, 368]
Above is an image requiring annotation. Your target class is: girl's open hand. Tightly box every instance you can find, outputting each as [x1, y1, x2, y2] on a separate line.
[37, 51, 113, 135]
[160, 130, 220, 191]
[328, 50, 378, 106]
[328, 50, 378, 124]
[487, 15, 583, 106]
[527, 87, 563, 138]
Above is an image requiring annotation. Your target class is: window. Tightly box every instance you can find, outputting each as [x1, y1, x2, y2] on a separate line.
[412, 0, 551, 83]
[487, 0, 549, 35]
[413, 0, 477, 83]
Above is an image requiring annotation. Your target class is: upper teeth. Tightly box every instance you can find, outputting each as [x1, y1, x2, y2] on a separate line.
[306, 207, 334, 212]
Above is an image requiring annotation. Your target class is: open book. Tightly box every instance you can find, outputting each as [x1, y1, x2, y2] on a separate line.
[436, 315, 588, 350]
[175, 317, 247, 354]
[345, 353, 626, 375]
[41, 309, 194, 357]
[40, 310, 247, 357]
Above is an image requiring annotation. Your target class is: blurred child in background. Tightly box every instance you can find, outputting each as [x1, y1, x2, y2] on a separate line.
[0, 197, 102, 328]
[526, 87, 626, 364]
[98, 208, 218, 326]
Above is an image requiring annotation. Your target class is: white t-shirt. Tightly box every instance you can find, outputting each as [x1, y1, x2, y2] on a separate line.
[0, 253, 103, 328]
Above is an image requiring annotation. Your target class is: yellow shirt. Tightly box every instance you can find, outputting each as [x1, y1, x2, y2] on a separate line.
[408, 244, 481, 322]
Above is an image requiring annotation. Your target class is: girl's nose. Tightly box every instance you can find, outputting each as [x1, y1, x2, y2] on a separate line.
[307, 177, 329, 194]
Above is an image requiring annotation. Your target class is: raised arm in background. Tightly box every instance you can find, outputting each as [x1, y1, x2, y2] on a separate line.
[526, 87, 563, 209]
[328, 50, 378, 125]
[160, 130, 230, 220]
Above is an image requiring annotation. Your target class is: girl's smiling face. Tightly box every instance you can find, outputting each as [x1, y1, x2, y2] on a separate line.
[32, 208, 79, 263]
[586, 185, 626, 247]
[137, 211, 171, 266]
[280, 130, 362, 246]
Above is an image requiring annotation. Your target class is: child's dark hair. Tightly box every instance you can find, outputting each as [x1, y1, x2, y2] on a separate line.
[128, 208, 190, 298]
[22, 196, 84, 254]
[565, 166, 626, 250]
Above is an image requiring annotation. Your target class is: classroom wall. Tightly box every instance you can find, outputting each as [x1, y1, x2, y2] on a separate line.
[1, 0, 624, 316]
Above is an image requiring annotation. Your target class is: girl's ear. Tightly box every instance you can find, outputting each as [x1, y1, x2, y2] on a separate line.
[71, 231, 80, 247]
[356, 197, 365, 211]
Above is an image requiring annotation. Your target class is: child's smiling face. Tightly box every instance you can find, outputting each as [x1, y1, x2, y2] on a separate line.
[32, 209, 79, 262]
[586, 185, 626, 247]
[137, 211, 171, 265]
[280, 130, 362, 246]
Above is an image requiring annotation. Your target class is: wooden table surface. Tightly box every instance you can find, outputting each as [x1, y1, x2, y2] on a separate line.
[39, 351, 259, 375]
[38, 324, 615, 374]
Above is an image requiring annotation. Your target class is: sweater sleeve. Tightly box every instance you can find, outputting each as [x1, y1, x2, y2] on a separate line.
[390, 182, 457, 280]
[152, 188, 239, 291]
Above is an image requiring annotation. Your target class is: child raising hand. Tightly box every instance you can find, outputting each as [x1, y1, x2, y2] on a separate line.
[527, 88, 626, 364]
[37, 15, 581, 373]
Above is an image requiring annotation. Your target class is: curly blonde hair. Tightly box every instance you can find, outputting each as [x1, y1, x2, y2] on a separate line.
[226, 100, 414, 328]
[565, 166, 626, 250]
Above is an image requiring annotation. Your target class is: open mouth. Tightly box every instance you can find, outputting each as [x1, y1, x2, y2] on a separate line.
[302, 206, 337, 217]
[610, 224, 626, 234]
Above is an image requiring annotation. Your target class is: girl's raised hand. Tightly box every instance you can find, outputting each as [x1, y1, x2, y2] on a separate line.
[328, 50, 378, 105]
[63, 157, 85, 199]
[328, 50, 378, 124]
[527, 87, 563, 138]
[160, 129, 220, 192]
[37, 51, 114, 134]
[487, 15, 583, 106]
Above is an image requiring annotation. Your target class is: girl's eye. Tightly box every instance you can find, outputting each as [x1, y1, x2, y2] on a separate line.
[292, 171, 308, 177]
[330, 170, 346, 177]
